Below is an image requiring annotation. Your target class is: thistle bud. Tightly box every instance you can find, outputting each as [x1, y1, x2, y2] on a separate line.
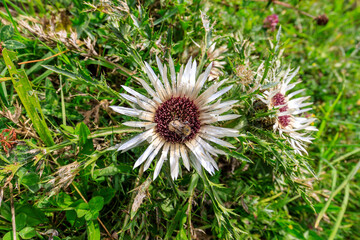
[236, 65, 253, 87]
[315, 14, 329, 26]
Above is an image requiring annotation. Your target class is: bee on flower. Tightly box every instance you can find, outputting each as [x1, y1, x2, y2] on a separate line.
[110, 56, 240, 180]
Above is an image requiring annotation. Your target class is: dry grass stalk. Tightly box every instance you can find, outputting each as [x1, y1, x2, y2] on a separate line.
[10, 182, 16, 240]
[18, 16, 98, 57]
[48, 161, 81, 196]
[131, 177, 152, 219]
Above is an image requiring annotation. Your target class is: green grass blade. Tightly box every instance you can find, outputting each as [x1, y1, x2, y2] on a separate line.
[317, 82, 345, 138]
[3, 48, 54, 146]
[2, 0, 19, 34]
[328, 184, 350, 240]
[59, 75, 66, 126]
[331, 148, 360, 165]
[315, 160, 360, 228]
[153, 7, 178, 26]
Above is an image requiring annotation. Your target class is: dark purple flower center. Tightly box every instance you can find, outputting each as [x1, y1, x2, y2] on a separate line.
[154, 97, 200, 143]
[272, 93, 291, 127]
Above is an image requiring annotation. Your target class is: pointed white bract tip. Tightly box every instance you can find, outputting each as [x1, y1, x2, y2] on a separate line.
[188, 56, 193, 63]
[153, 174, 159, 181]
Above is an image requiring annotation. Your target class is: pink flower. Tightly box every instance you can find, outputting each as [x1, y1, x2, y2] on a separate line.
[263, 14, 279, 31]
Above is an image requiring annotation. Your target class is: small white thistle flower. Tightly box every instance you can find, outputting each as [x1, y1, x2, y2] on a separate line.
[110, 56, 240, 180]
[207, 43, 228, 81]
[257, 67, 317, 155]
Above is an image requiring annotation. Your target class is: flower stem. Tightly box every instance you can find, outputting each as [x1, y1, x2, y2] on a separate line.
[10, 182, 16, 240]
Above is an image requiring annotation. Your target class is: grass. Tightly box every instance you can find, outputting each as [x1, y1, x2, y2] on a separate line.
[0, 0, 359, 239]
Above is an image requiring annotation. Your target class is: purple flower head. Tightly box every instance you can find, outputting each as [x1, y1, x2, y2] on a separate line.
[263, 14, 279, 31]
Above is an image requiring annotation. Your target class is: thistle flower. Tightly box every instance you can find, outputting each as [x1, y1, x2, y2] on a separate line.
[207, 43, 228, 81]
[110, 56, 239, 180]
[257, 67, 317, 155]
[263, 14, 279, 31]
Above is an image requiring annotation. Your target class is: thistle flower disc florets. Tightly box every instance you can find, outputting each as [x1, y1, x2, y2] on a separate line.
[271, 92, 291, 127]
[154, 96, 200, 143]
[110, 56, 240, 180]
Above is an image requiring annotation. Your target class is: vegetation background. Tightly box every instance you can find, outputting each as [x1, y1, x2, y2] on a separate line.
[0, 0, 359, 239]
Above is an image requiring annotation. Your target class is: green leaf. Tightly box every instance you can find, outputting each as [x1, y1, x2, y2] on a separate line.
[61, 124, 75, 134]
[87, 220, 100, 240]
[176, 228, 187, 240]
[20, 172, 40, 192]
[0, 202, 11, 221]
[3, 40, 26, 49]
[17, 205, 48, 226]
[94, 188, 116, 205]
[75, 202, 89, 218]
[54, 192, 74, 208]
[93, 164, 132, 178]
[66, 210, 77, 226]
[85, 210, 99, 221]
[3, 232, 20, 240]
[75, 122, 94, 155]
[3, 49, 54, 146]
[0, 25, 14, 41]
[75, 122, 91, 145]
[15, 212, 27, 230]
[19, 227, 37, 239]
[89, 196, 104, 212]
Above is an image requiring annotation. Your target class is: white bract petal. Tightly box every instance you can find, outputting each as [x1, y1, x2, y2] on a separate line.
[180, 145, 190, 171]
[153, 142, 170, 180]
[200, 125, 239, 138]
[122, 85, 157, 107]
[110, 106, 141, 117]
[118, 129, 154, 152]
[133, 136, 161, 169]
[122, 121, 156, 129]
